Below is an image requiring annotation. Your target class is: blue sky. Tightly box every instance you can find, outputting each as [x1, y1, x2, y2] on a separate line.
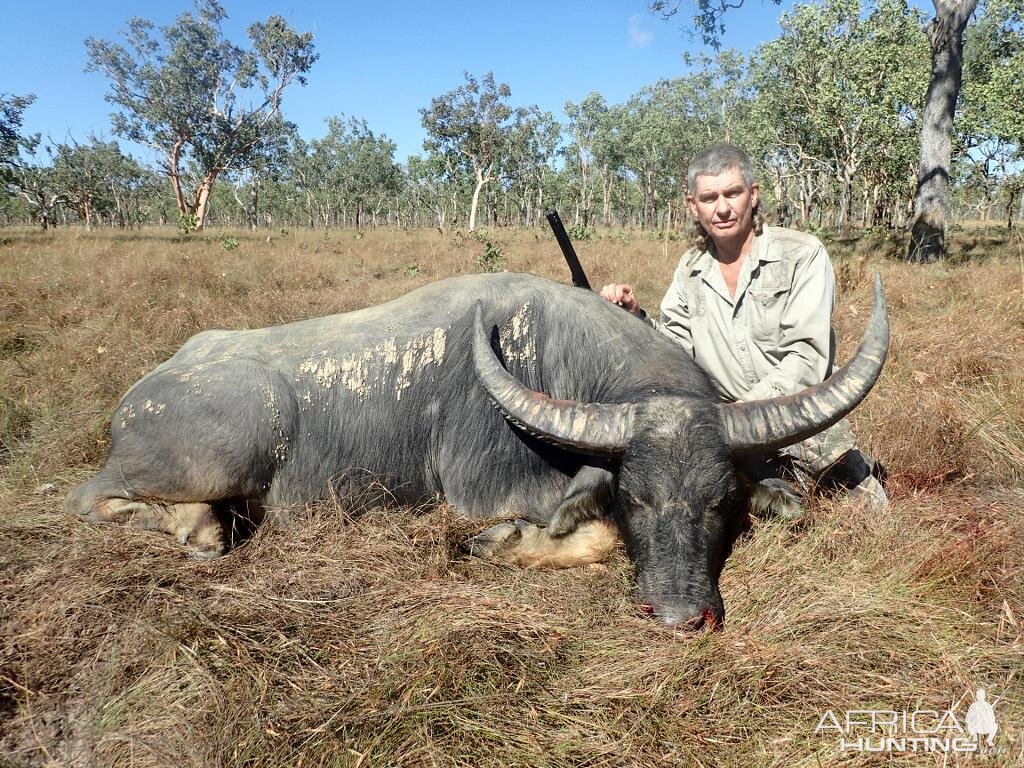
[2, 0, 803, 165]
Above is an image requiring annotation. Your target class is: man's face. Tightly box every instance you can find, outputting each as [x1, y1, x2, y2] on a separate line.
[686, 166, 759, 244]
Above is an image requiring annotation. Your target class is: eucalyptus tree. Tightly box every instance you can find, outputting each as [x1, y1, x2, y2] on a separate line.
[956, 0, 1024, 228]
[652, 0, 992, 259]
[751, 0, 928, 230]
[420, 71, 514, 230]
[1, 93, 35, 184]
[617, 72, 722, 228]
[405, 152, 467, 229]
[500, 106, 560, 226]
[230, 124, 292, 229]
[49, 137, 150, 229]
[336, 117, 402, 228]
[285, 117, 402, 229]
[563, 93, 608, 226]
[10, 145, 64, 230]
[592, 104, 627, 226]
[287, 137, 320, 228]
[85, 0, 317, 231]
[906, 0, 982, 259]
[594, 53, 751, 228]
[617, 89, 682, 228]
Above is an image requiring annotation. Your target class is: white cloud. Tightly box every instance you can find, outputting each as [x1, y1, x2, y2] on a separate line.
[628, 14, 653, 48]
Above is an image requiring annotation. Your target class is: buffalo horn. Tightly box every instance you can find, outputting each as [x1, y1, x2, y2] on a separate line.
[720, 272, 889, 454]
[472, 302, 634, 456]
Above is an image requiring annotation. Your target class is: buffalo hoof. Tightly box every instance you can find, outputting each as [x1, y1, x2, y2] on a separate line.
[74, 496, 226, 559]
[749, 477, 805, 520]
[461, 519, 531, 559]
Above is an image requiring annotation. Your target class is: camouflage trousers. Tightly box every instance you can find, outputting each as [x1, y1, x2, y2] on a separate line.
[738, 418, 886, 495]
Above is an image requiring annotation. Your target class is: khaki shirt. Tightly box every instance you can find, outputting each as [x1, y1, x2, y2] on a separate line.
[646, 225, 836, 404]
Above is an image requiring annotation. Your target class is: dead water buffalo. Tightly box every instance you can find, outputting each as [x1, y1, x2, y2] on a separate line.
[68, 272, 888, 629]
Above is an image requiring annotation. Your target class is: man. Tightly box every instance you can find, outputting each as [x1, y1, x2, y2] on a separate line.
[601, 143, 887, 513]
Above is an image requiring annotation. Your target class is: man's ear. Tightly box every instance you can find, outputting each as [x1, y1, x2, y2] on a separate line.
[685, 194, 698, 218]
[750, 182, 760, 209]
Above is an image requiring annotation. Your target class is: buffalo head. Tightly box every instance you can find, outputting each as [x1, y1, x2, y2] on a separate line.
[472, 275, 889, 630]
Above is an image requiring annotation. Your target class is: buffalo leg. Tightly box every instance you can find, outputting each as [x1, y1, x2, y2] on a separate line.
[68, 476, 225, 559]
[546, 465, 615, 536]
[466, 518, 620, 568]
[90, 497, 224, 559]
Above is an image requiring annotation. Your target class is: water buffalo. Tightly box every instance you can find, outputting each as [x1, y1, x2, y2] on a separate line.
[68, 272, 888, 629]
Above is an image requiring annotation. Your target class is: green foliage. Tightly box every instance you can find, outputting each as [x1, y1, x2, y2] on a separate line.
[750, 0, 929, 229]
[48, 137, 152, 227]
[650, 0, 783, 49]
[291, 115, 401, 229]
[955, 0, 1024, 224]
[563, 92, 612, 227]
[178, 213, 199, 235]
[567, 223, 593, 241]
[477, 241, 505, 272]
[85, 0, 317, 229]
[0, 92, 36, 181]
[221, 235, 239, 251]
[420, 71, 516, 230]
[3, 0, 1021, 233]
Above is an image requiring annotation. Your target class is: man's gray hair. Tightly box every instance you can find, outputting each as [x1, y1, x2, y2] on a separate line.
[686, 144, 757, 192]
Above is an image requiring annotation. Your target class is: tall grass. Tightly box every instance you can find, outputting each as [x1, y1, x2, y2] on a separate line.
[1, 226, 1022, 767]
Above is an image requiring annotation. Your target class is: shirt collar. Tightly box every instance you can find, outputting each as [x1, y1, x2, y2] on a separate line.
[751, 226, 781, 263]
[685, 227, 780, 272]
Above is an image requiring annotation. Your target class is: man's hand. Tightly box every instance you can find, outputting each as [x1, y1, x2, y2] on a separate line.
[600, 283, 642, 315]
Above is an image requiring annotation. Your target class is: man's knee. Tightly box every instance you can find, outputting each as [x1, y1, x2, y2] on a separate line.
[815, 448, 889, 509]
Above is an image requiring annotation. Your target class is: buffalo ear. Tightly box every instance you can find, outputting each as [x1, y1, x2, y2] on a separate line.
[548, 466, 615, 537]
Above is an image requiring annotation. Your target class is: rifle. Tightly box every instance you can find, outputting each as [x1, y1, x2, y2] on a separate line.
[545, 209, 591, 289]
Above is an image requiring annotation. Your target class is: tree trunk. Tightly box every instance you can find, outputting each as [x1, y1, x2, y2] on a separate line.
[469, 165, 489, 231]
[193, 174, 217, 231]
[250, 179, 260, 230]
[167, 141, 189, 220]
[601, 166, 612, 226]
[907, 0, 977, 262]
[837, 176, 851, 232]
[772, 174, 788, 227]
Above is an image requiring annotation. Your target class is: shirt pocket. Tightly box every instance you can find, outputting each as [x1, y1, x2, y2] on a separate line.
[746, 283, 790, 344]
[681, 275, 706, 318]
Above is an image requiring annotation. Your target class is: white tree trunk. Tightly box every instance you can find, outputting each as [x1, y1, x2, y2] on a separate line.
[469, 165, 489, 231]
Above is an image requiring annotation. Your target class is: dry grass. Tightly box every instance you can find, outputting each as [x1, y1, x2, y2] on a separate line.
[1, 226, 1023, 767]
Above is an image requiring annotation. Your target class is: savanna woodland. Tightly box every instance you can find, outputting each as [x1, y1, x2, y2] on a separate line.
[2, 0, 1023, 766]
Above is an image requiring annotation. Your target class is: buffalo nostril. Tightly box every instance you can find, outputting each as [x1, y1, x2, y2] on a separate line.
[702, 607, 721, 631]
[673, 608, 722, 632]
[677, 613, 707, 631]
